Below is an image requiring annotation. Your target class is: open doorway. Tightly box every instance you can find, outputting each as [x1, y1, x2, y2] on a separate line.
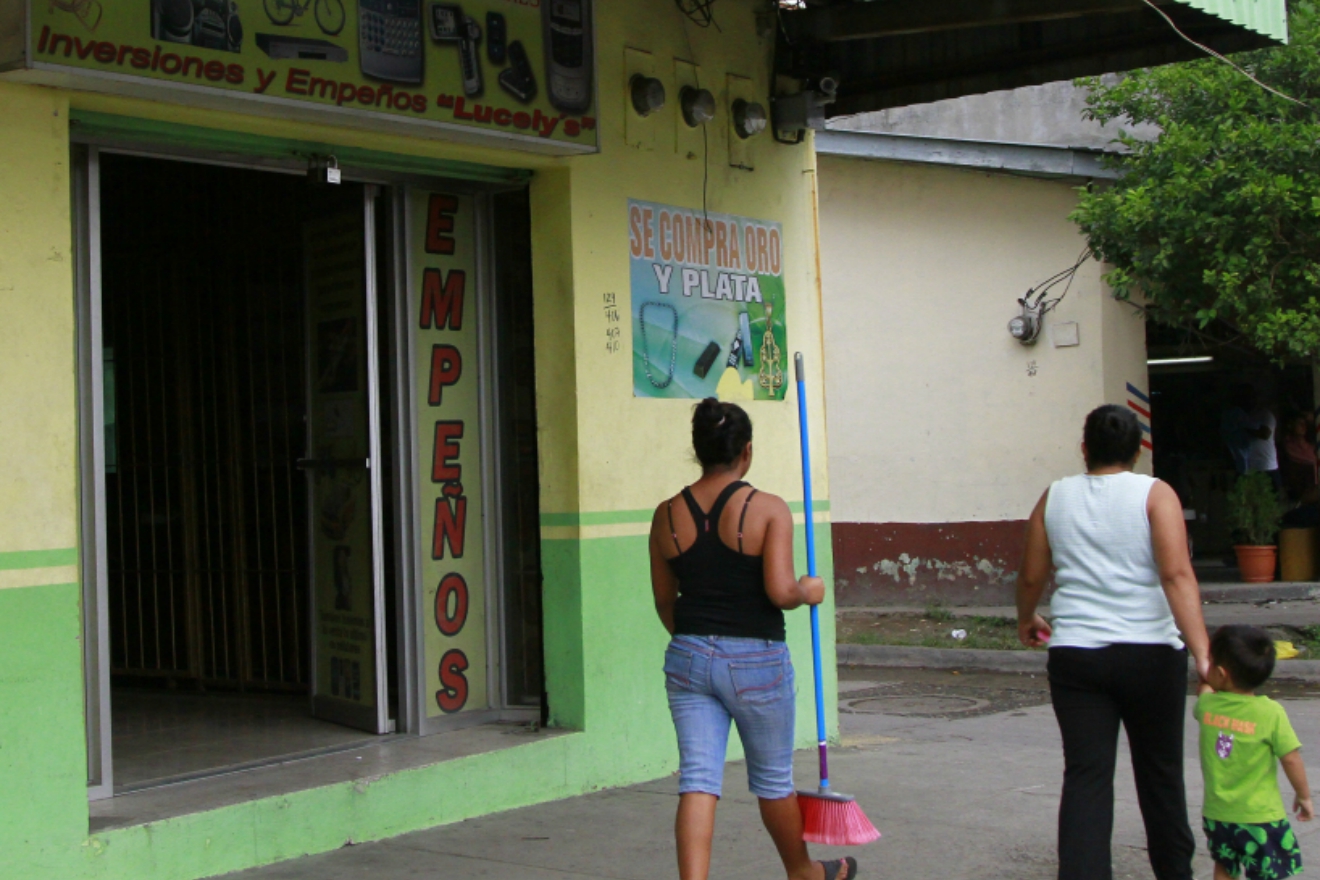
[96, 154, 396, 788]
[1147, 322, 1314, 577]
[79, 149, 547, 799]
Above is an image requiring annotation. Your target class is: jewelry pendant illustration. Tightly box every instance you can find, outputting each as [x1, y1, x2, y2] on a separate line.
[758, 302, 783, 394]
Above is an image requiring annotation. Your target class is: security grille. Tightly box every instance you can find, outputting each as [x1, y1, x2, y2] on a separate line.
[101, 155, 311, 691]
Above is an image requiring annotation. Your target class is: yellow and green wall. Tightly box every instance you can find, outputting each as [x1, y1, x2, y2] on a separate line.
[0, 1, 836, 877]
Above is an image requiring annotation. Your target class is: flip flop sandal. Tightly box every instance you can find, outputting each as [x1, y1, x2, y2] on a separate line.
[822, 857, 858, 880]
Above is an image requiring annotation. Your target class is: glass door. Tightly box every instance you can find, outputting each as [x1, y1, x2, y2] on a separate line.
[75, 146, 114, 800]
[303, 186, 392, 734]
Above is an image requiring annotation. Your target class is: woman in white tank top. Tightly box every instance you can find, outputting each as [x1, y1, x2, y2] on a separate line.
[1016, 405, 1210, 880]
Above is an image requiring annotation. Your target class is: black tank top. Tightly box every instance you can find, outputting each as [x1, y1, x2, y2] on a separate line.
[667, 481, 786, 642]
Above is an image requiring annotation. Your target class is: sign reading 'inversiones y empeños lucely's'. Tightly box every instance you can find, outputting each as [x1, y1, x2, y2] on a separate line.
[10, 0, 598, 150]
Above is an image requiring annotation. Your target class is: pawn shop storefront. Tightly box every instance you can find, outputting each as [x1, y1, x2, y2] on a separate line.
[0, 0, 1287, 877]
[0, 0, 839, 877]
[75, 157, 545, 780]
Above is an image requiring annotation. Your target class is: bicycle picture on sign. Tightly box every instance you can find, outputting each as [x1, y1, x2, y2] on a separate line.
[263, 0, 345, 35]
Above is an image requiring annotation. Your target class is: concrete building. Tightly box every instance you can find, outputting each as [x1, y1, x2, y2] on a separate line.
[0, 1, 1285, 878]
[817, 90, 1152, 607]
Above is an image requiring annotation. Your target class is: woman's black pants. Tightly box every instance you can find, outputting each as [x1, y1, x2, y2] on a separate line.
[1048, 645, 1194, 880]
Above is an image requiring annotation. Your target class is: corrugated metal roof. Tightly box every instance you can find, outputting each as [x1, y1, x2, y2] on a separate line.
[1184, 0, 1288, 42]
[776, 0, 1289, 117]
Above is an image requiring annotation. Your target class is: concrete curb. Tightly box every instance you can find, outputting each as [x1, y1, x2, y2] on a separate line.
[838, 644, 1047, 673]
[1201, 583, 1320, 603]
[838, 644, 1320, 682]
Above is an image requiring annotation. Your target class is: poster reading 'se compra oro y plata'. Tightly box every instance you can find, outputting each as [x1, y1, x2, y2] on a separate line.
[629, 199, 787, 401]
[28, 0, 597, 148]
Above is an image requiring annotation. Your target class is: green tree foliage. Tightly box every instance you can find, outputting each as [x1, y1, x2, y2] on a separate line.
[1072, 3, 1320, 358]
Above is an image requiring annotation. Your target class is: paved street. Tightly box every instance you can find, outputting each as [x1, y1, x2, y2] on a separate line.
[226, 667, 1320, 880]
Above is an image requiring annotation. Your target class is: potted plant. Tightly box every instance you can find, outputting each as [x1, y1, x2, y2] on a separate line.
[1226, 471, 1286, 583]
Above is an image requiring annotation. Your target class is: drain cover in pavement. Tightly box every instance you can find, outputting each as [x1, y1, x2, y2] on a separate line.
[847, 695, 986, 716]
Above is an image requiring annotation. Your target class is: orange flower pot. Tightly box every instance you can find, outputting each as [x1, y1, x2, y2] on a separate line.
[1234, 545, 1278, 584]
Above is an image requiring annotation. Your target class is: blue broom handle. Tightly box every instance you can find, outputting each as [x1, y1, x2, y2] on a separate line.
[794, 353, 830, 791]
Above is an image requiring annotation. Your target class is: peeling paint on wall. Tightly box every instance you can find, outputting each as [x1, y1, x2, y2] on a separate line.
[833, 520, 1030, 605]
[853, 553, 1012, 587]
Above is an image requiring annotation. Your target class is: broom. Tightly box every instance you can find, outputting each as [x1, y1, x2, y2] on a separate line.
[793, 352, 881, 847]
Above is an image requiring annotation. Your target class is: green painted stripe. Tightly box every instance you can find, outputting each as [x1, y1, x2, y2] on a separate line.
[0, 548, 78, 571]
[69, 111, 533, 185]
[540, 500, 829, 528]
[539, 510, 653, 527]
[788, 501, 830, 515]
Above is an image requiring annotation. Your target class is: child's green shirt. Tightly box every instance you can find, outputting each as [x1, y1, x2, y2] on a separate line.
[1197, 691, 1302, 824]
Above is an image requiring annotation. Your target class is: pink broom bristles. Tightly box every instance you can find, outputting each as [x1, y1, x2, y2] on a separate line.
[799, 791, 881, 846]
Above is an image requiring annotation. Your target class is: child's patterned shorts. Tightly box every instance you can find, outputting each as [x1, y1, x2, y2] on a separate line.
[1203, 817, 1303, 880]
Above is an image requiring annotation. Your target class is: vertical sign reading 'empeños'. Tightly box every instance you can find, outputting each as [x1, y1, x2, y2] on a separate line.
[413, 190, 486, 717]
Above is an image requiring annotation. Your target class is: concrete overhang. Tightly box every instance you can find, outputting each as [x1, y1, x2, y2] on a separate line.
[815, 129, 1120, 181]
[776, 0, 1288, 116]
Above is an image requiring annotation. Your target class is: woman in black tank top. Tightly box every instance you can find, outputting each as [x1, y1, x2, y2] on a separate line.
[648, 400, 854, 880]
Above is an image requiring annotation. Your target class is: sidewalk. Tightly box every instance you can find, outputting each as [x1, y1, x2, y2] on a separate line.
[838, 592, 1320, 677]
[225, 670, 1320, 880]
[839, 588, 1320, 629]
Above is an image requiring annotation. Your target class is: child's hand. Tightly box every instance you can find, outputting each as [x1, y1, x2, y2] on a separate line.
[1294, 794, 1314, 822]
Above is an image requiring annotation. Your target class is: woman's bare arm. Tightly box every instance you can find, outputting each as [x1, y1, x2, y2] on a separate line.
[649, 505, 679, 635]
[1015, 490, 1053, 647]
[1148, 480, 1210, 681]
[760, 495, 824, 610]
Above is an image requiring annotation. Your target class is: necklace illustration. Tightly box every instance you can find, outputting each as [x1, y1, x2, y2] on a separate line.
[640, 302, 679, 389]
[758, 302, 783, 394]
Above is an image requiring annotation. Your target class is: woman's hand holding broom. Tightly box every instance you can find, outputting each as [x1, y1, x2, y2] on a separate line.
[798, 576, 825, 606]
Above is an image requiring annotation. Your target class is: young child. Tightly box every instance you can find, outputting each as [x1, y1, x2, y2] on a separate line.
[1199, 625, 1313, 880]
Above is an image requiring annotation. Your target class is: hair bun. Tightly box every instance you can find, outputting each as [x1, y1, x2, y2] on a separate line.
[693, 397, 723, 423]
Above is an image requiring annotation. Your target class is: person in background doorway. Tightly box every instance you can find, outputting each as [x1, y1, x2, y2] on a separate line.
[1279, 412, 1320, 529]
[1016, 404, 1211, 880]
[1197, 625, 1312, 880]
[649, 399, 856, 880]
[1222, 385, 1253, 475]
[1222, 385, 1279, 486]
[1279, 412, 1317, 503]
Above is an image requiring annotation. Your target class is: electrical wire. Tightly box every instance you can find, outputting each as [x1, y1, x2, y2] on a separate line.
[1136, 0, 1315, 114]
[1023, 247, 1092, 316]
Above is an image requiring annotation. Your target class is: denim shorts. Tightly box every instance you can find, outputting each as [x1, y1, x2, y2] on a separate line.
[664, 634, 796, 800]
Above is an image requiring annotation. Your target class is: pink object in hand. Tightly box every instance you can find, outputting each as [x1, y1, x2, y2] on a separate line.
[1036, 630, 1051, 644]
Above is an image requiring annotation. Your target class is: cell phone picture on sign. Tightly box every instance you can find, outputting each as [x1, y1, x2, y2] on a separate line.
[629, 199, 787, 401]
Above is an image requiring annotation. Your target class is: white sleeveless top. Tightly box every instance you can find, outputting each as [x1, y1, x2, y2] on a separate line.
[1044, 472, 1182, 649]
